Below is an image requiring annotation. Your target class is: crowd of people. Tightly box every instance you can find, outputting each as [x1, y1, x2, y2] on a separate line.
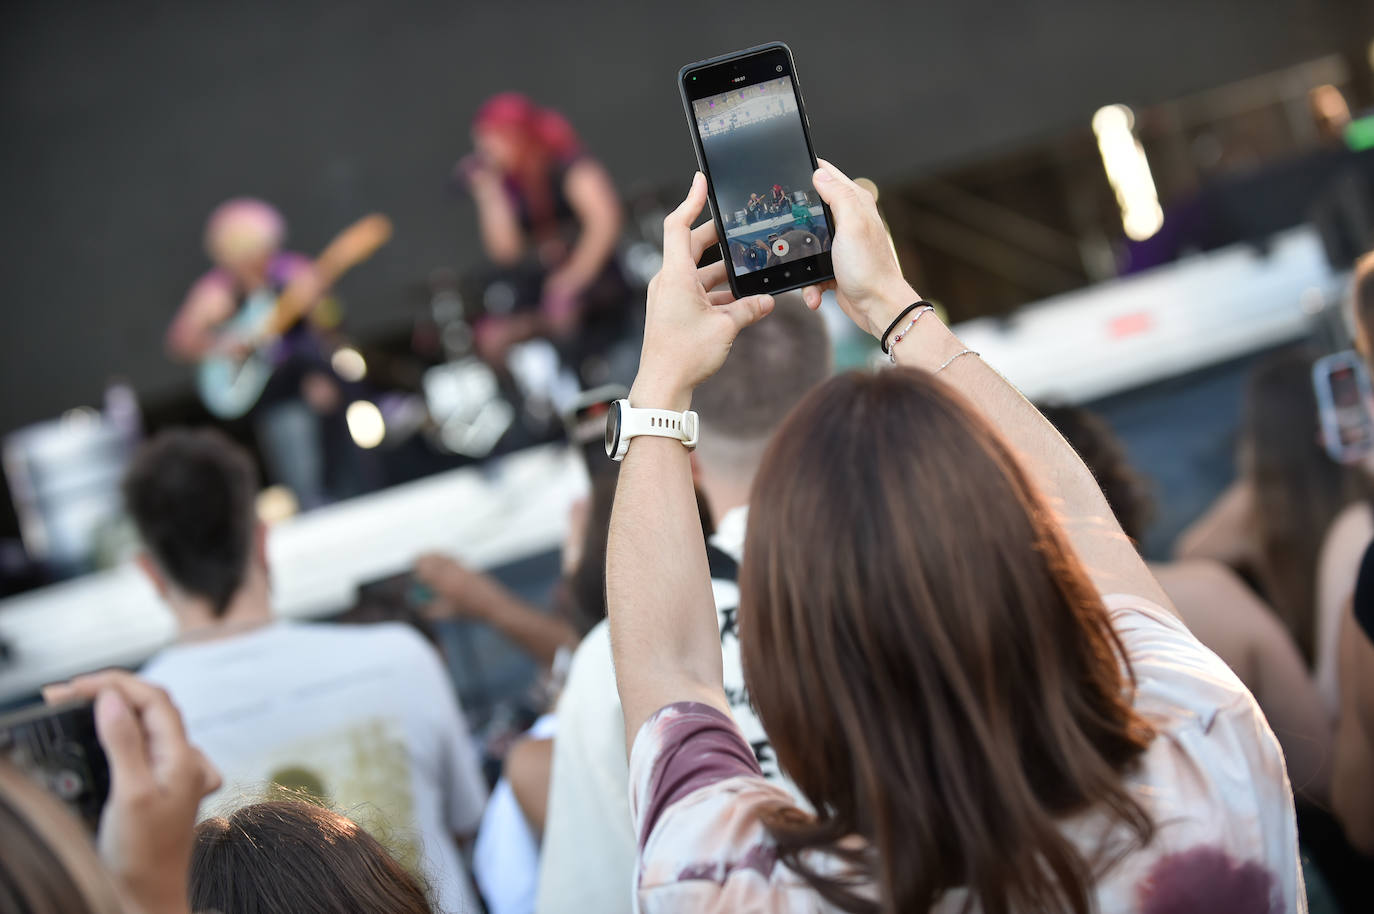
[4, 137, 1374, 913]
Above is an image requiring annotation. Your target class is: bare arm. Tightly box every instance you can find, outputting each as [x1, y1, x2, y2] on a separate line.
[607, 173, 774, 750]
[470, 170, 524, 266]
[415, 554, 578, 668]
[166, 276, 235, 361]
[546, 159, 623, 295]
[1153, 559, 1331, 802]
[1315, 503, 1374, 710]
[505, 736, 553, 835]
[1333, 605, 1374, 853]
[802, 161, 1172, 611]
[1173, 478, 1257, 567]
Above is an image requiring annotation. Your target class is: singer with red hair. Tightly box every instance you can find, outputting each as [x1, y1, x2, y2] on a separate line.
[457, 93, 627, 376]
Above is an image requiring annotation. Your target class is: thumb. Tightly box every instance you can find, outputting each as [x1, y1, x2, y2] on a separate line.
[722, 293, 775, 332]
[94, 688, 153, 794]
[811, 160, 867, 219]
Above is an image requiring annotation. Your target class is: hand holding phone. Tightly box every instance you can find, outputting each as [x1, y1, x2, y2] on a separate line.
[1314, 350, 1374, 464]
[43, 671, 220, 914]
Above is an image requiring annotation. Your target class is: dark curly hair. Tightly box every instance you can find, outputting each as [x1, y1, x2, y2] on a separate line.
[1038, 404, 1153, 544]
[122, 427, 258, 616]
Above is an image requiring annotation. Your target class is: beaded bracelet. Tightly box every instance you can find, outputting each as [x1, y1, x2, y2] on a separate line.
[879, 301, 932, 355]
[886, 306, 935, 364]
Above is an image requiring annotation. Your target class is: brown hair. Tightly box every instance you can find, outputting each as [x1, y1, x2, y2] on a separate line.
[739, 369, 1155, 914]
[190, 800, 432, 914]
[123, 427, 259, 616]
[1038, 403, 1153, 543]
[1244, 346, 1370, 662]
[0, 760, 123, 914]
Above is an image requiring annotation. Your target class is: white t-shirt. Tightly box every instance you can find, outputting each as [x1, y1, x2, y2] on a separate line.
[141, 620, 489, 914]
[537, 507, 799, 914]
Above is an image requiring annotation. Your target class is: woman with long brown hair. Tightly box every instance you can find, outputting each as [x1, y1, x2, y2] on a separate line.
[1177, 346, 1372, 670]
[605, 164, 1302, 912]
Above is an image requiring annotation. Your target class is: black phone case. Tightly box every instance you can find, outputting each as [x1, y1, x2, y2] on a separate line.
[677, 41, 834, 298]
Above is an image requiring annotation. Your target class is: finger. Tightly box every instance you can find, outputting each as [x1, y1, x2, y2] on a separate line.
[192, 747, 222, 797]
[42, 683, 78, 705]
[71, 672, 191, 779]
[696, 260, 728, 291]
[662, 172, 707, 269]
[707, 290, 738, 306]
[811, 160, 872, 224]
[94, 688, 155, 796]
[800, 281, 836, 310]
[720, 294, 775, 332]
[689, 220, 720, 265]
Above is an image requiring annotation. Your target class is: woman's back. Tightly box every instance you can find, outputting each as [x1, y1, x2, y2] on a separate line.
[628, 595, 1299, 913]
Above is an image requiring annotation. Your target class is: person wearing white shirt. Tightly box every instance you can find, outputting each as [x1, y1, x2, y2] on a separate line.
[536, 292, 829, 913]
[124, 428, 488, 914]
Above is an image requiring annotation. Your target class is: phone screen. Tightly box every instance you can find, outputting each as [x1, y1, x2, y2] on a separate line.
[682, 45, 833, 296]
[0, 700, 110, 832]
[1331, 366, 1360, 408]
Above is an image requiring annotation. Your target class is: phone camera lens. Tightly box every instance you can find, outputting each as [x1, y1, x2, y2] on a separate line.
[776, 65, 784, 72]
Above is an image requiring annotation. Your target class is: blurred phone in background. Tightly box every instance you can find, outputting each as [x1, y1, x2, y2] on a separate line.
[563, 384, 627, 473]
[0, 700, 110, 831]
[1314, 350, 1374, 464]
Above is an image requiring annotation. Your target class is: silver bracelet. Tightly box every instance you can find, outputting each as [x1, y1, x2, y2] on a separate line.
[935, 348, 979, 373]
[886, 306, 935, 364]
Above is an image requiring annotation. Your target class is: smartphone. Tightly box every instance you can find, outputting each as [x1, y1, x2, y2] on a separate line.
[1313, 351, 1374, 464]
[0, 700, 110, 832]
[679, 42, 834, 298]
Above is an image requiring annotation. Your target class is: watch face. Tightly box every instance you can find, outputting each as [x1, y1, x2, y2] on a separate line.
[604, 400, 621, 457]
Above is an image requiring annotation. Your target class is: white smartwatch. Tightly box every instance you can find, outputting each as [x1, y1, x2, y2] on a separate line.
[604, 398, 699, 461]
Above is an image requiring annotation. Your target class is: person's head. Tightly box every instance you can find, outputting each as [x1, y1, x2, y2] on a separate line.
[739, 369, 1155, 913]
[472, 92, 580, 174]
[1242, 345, 1368, 661]
[0, 759, 124, 914]
[1351, 250, 1374, 363]
[204, 198, 284, 288]
[123, 428, 265, 625]
[190, 800, 430, 914]
[1037, 404, 1152, 544]
[690, 292, 830, 519]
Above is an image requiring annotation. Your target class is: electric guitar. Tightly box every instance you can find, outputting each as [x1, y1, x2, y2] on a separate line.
[197, 214, 393, 419]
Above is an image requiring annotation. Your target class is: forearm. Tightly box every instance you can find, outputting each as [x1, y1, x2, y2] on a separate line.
[606, 431, 725, 748]
[473, 188, 524, 265]
[559, 212, 621, 288]
[1173, 479, 1254, 564]
[468, 584, 578, 668]
[889, 289, 1172, 609]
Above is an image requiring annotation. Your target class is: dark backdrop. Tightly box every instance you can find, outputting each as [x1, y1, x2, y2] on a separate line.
[1, 0, 1368, 435]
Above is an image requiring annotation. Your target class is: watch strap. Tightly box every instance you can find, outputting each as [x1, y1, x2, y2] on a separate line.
[621, 405, 699, 448]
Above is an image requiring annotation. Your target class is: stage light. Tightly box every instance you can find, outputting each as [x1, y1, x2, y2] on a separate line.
[1092, 104, 1164, 242]
[345, 400, 386, 449]
[330, 346, 367, 382]
[255, 485, 299, 524]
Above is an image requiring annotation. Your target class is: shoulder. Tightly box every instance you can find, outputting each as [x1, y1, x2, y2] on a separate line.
[1102, 593, 1255, 721]
[561, 158, 615, 196]
[1320, 501, 1374, 584]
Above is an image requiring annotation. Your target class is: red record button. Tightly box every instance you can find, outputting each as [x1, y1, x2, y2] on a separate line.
[772, 239, 790, 257]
